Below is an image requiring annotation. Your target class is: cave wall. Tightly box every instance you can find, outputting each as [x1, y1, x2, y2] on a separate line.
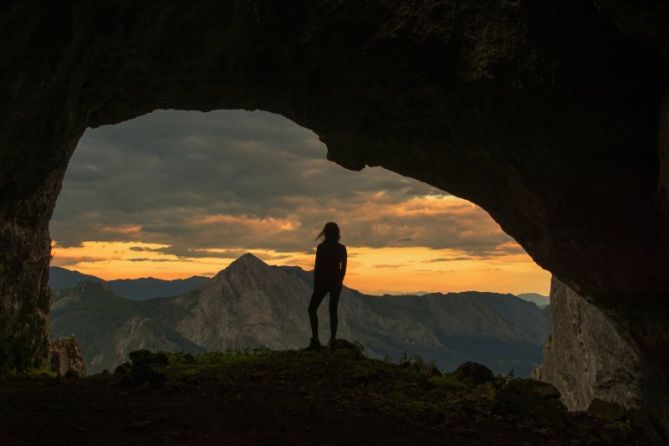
[1, 0, 668, 428]
[533, 277, 644, 411]
[534, 277, 669, 441]
[659, 84, 669, 234]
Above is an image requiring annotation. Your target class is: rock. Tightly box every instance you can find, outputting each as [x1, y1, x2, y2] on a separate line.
[1, 0, 669, 438]
[530, 381, 561, 400]
[533, 278, 643, 412]
[128, 350, 169, 387]
[47, 337, 86, 377]
[129, 350, 169, 368]
[451, 362, 494, 385]
[330, 339, 364, 358]
[113, 352, 170, 386]
[495, 378, 567, 422]
[64, 369, 80, 380]
[113, 362, 132, 377]
[587, 398, 626, 421]
[501, 379, 561, 400]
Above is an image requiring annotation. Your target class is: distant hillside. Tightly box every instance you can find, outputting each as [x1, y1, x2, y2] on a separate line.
[51, 282, 205, 372]
[51, 254, 549, 376]
[49, 267, 208, 300]
[517, 293, 550, 308]
[50, 267, 104, 289]
[104, 276, 209, 300]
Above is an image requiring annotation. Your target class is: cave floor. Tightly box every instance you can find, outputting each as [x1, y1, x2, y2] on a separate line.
[0, 347, 643, 446]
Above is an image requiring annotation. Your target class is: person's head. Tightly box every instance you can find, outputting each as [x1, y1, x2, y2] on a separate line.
[316, 222, 340, 242]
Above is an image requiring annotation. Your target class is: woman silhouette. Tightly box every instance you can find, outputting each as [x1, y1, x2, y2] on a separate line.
[307, 222, 347, 349]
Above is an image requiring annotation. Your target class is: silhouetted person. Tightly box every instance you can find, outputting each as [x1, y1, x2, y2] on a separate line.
[307, 222, 347, 349]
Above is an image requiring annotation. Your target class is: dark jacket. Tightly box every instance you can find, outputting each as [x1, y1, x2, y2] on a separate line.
[313, 240, 347, 287]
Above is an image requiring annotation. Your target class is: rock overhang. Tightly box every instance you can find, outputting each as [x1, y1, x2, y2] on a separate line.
[1, 0, 669, 435]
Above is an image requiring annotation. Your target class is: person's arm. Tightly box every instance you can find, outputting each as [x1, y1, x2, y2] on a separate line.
[339, 245, 347, 283]
[313, 245, 322, 284]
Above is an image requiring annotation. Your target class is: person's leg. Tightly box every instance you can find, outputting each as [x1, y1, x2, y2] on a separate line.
[308, 287, 328, 343]
[328, 285, 342, 343]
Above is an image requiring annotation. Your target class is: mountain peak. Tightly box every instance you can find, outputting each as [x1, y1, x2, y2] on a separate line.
[209, 253, 269, 281]
[226, 253, 267, 270]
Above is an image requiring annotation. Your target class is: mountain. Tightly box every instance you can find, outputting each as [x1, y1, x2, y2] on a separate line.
[50, 253, 549, 376]
[104, 276, 209, 300]
[51, 282, 205, 371]
[49, 266, 104, 289]
[49, 267, 208, 300]
[517, 293, 550, 308]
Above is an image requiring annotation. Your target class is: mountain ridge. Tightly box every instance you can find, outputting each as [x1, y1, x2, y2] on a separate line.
[516, 292, 550, 307]
[49, 266, 208, 300]
[50, 256, 549, 306]
[51, 253, 549, 376]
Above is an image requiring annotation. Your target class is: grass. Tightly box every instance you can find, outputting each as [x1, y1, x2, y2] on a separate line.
[166, 347, 271, 369]
[151, 343, 498, 425]
[0, 343, 644, 445]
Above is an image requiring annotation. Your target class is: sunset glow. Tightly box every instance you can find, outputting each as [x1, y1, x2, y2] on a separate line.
[51, 240, 549, 296]
[51, 109, 551, 296]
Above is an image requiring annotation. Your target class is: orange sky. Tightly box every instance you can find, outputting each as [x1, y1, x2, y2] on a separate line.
[51, 240, 550, 296]
[50, 110, 552, 297]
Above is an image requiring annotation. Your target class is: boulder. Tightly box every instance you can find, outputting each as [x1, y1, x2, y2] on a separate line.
[587, 398, 627, 421]
[495, 378, 566, 422]
[128, 350, 169, 387]
[451, 362, 494, 385]
[48, 336, 86, 378]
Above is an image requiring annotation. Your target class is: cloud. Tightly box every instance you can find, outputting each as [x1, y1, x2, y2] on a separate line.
[156, 247, 248, 259]
[127, 257, 181, 263]
[51, 109, 520, 260]
[50, 256, 107, 267]
[423, 257, 472, 263]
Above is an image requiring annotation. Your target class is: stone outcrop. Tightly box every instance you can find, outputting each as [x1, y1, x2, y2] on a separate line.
[48, 336, 86, 377]
[534, 277, 669, 441]
[533, 277, 644, 411]
[0, 0, 668, 435]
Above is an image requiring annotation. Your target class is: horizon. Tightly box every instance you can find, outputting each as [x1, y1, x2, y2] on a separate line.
[50, 109, 551, 296]
[51, 252, 549, 298]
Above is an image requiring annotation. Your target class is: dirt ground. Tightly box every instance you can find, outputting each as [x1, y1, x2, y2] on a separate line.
[0, 347, 646, 446]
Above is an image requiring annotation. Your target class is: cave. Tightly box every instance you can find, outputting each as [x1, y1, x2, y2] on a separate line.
[1, 0, 668, 438]
[48, 107, 551, 378]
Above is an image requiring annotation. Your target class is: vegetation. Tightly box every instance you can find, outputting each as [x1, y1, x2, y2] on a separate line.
[113, 343, 641, 443]
[0, 342, 645, 445]
[165, 347, 271, 374]
[138, 343, 502, 424]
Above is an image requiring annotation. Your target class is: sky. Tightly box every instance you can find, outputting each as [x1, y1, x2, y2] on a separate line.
[50, 110, 550, 296]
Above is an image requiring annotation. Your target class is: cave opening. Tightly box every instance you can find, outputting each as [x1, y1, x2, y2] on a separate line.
[1, 1, 669, 440]
[48, 109, 550, 377]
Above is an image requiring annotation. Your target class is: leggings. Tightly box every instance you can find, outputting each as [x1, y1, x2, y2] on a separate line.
[308, 284, 342, 340]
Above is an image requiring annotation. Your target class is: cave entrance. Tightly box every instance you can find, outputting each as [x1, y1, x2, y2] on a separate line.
[49, 109, 550, 376]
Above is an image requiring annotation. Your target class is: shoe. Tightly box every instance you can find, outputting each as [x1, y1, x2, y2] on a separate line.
[305, 338, 322, 350]
[328, 338, 337, 349]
